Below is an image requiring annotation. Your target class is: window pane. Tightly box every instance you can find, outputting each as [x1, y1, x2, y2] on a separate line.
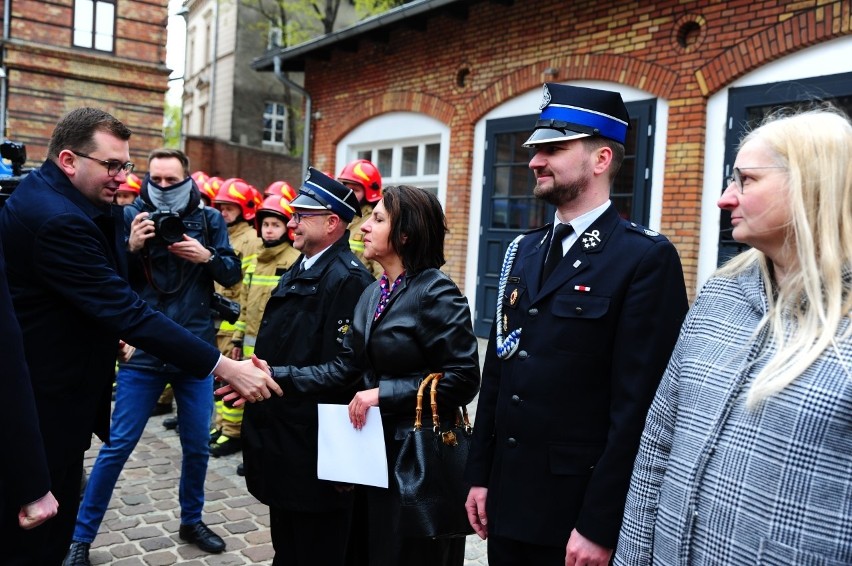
[424, 143, 440, 175]
[357, 150, 371, 161]
[94, 1, 114, 51]
[401, 146, 418, 176]
[73, 0, 93, 47]
[377, 149, 392, 176]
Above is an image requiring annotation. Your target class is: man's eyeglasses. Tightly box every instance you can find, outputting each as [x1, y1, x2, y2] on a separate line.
[725, 166, 785, 194]
[73, 151, 135, 177]
[292, 211, 331, 224]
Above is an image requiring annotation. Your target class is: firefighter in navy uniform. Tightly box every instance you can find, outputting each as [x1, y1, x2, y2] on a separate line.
[464, 84, 688, 566]
[338, 159, 383, 278]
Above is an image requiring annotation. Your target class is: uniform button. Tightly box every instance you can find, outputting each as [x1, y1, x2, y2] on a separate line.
[528, 308, 538, 316]
[511, 395, 520, 405]
[517, 350, 528, 359]
[291, 285, 296, 289]
[575, 307, 583, 314]
[507, 438, 517, 448]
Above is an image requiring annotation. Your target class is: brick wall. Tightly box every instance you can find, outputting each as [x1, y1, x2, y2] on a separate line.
[297, 0, 851, 293]
[184, 135, 302, 190]
[1, 0, 170, 165]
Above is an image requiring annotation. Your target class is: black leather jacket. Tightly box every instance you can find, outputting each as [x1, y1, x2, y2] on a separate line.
[273, 267, 481, 435]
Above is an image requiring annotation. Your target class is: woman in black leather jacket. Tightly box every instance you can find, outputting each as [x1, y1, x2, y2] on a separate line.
[225, 185, 480, 566]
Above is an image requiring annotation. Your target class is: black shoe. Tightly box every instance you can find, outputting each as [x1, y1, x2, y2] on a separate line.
[152, 402, 173, 416]
[209, 435, 242, 457]
[62, 542, 91, 566]
[179, 521, 226, 554]
[162, 416, 179, 430]
[236, 463, 245, 476]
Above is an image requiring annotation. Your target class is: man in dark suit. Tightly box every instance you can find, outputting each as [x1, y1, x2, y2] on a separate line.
[464, 84, 688, 566]
[0, 107, 281, 565]
[0, 236, 58, 531]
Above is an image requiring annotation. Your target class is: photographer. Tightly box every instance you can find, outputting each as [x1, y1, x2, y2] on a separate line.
[65, 148, 240, 565]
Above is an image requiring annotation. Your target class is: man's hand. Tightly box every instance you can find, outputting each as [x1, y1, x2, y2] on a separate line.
[18, 491, 59, 530]
[214, 355, 282, 407]
[465, 486, 489, 540]
[167, 234, 213, 264]
[117, 340, 135, 363]
[565, 529, 612, 566]
[128, 212, 155, 253]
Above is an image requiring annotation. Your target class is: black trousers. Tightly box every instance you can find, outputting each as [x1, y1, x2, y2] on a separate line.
[2, 452, 84, 566]
[487, 534, 566, 566]
[270, 504, 353, 566]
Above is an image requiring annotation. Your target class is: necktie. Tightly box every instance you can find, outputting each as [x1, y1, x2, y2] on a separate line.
[541, 223, 572, 282]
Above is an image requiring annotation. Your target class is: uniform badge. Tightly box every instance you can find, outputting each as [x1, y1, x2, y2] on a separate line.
[582, 230, 601, 249]
[503, 314, 509, 330]
[574, 285, 591, 292]
[644, 228, 659, 237]
[509, 288, 518, 306]
[336, 319, 350, 343]
[539, 83, 552, 110]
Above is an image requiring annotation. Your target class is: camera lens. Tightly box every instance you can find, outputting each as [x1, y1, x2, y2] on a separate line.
[154, 214, 185, 244]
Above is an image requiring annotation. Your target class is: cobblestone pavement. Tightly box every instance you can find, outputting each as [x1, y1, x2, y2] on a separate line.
[82, 340, 490, 565]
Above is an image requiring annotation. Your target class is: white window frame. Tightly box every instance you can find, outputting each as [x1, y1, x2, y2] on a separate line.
[73, 0, 115, 52]
[262, 102, 288, 148]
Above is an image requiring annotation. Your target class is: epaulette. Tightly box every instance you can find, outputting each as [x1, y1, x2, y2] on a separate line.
[626, 221, 665, 240]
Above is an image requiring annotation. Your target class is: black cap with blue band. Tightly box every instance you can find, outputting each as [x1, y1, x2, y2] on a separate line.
[523, 83, 629, 147]
[291, 167, 361, 223]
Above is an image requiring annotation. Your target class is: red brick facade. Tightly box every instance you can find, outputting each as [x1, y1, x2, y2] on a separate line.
[298, 0, 851, 294]
[0, 0, 171, 167]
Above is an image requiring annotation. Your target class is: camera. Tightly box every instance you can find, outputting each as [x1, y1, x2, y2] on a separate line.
[149, 210, 185, 244]
[211, 292, 241, 323]
[0, 140, 30, 208]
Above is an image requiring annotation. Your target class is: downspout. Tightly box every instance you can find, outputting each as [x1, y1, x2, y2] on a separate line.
[0, 0, 11, 138]
[273, 55, 310, 174]
[207, 0, 218, 136]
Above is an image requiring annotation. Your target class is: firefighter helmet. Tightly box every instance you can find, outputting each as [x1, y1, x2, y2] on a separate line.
[256, 194, 295, 241]
[215, 178, 259, 221]
[337, 159, 382, 203]
[117, 172, 142, 195]
[264, 180, 297, 200]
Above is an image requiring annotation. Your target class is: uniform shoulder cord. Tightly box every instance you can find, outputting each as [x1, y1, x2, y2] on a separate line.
[495, 235, 524, 359]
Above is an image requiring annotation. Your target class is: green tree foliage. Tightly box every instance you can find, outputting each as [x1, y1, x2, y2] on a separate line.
[163, 100, 182, 148]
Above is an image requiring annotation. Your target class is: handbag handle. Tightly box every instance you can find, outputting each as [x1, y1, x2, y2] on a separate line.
[414, 373, 442, 431]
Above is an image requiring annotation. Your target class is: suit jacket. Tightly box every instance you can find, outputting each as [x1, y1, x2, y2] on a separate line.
[242, 233, 373, 511]
[0, 160, 220, 469]
[465, 204, 688, 548]
[0, 236, 50, 508]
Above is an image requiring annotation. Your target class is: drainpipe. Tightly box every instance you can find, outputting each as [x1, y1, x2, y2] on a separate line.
[207, 0, 219, 137]
[273, 55, 310, 174]
[0, 0, 11, 138]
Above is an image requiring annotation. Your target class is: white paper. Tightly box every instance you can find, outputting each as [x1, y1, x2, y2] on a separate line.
[317, 404, 388, 488]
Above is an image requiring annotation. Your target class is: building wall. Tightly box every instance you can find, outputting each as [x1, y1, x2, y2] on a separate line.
[1, 0, 171, 166]
[299, 0, 851, 295]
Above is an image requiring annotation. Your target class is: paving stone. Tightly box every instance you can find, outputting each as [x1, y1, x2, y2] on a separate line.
[111, 542, 143, 559]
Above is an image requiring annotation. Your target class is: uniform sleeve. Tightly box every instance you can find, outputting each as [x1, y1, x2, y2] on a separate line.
[575, 238, 688, 547]
[376, 274, 481, 413]
[205, 209, 241, 288]
[464, 321, 501, 486]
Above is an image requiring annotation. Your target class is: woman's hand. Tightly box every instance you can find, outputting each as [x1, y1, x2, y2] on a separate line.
[348, 388, 379, 430]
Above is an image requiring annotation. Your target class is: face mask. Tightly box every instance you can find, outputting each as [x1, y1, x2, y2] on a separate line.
[146, 176, 193, 214]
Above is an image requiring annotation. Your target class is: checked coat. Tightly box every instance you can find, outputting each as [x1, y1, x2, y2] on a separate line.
[465, 203, 688, 549]
[614, 263, 852, 566]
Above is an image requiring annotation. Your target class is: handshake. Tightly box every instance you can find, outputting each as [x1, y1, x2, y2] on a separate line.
[213, 354, 280, 407]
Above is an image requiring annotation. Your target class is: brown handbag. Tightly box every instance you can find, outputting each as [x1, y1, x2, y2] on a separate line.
[393, 373, 474, 538]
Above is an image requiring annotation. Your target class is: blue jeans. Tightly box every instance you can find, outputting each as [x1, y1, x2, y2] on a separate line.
[72, 367, 214, 543]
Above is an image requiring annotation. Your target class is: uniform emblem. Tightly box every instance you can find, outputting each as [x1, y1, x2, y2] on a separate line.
[509, 288, 518, 306]
[336, 319, 350, 343]
[582, 230, 601, 249]
[503, 314, 509, 330]
[539, 83, 552, 110]
[574, 285, 592, 292]
[644, 229, 659, 237]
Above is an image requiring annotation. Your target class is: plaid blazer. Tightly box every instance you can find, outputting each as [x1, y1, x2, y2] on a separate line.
[615, 263, 852, 566]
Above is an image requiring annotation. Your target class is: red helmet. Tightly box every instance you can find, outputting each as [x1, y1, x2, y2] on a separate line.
[337, 159, 382, 203]
[256, 194, 295, 241]
[215, 178, 259, 221]
[191, 170, 209, 186]
[117, 172, 142, 195]
[264, 180, 297, 200]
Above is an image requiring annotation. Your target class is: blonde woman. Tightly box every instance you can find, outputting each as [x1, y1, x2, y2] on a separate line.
[614, 108, 852, 565]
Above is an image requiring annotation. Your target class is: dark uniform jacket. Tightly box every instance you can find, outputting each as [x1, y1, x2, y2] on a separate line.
[121, 190, 240, 372]
[464, 203, 688, 549]
[0, 160, 220, 464]
[242, 232, 373, 511]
